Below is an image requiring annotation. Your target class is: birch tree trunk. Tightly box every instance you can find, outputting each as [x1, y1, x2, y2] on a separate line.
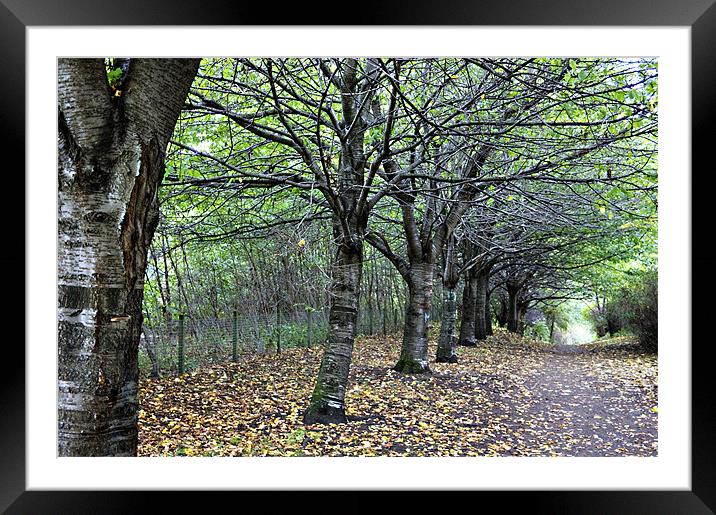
[57, 58, 199, 456]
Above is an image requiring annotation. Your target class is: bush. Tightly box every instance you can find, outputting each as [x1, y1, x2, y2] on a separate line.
[613, 270, 658, 352]
[588, 303, 622, 338]
[525, 319, 550, 342]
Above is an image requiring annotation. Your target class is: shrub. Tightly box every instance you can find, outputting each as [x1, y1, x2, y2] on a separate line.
[526, 320, 551, 342]
[604, 302, 623, 336]
[613, 270, 658, 352]
[589, 301, 624, 338]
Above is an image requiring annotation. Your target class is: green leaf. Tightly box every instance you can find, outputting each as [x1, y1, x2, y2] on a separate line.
[107, 67, 123, 88]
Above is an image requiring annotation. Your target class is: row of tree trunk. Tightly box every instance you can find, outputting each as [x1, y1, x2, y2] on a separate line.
[57, 58, 535, 455]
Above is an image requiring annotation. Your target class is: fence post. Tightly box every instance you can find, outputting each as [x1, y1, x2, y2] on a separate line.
[307, 307, 313, 347]
[177, 314, 185, 375]
[232, 309, 238, 362]
[276, 304, 282, 354]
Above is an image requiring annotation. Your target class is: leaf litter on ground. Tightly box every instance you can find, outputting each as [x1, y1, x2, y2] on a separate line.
[137, 329, 657, 457]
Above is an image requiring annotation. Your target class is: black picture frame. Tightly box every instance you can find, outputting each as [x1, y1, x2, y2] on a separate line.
[4, 1, 714, 512]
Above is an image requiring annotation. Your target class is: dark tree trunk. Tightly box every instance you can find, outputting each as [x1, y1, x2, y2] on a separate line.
[517, 302, 528, 336]
[497, 294, 508, 328]
[436, 235, 459, 363]
[436, 284, 459, 363]
[485, 290, 494, 336]
[473, 268, 490, 341]
[394, 262, 434, 373]
[606, 317, 617, 337]
[507, 286, 520, 333]
[458, 270, 477, 346]
[57, 58, 199, 456]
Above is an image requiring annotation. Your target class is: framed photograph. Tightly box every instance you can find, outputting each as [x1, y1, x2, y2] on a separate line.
[7, 0, 715, 512]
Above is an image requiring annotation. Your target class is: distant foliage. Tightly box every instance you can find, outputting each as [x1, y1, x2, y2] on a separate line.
[589, 302, 623, 338]
[525, 320, 550, 342]
[611, 270, 658, 352]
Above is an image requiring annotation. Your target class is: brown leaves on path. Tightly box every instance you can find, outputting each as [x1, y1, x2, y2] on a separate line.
[137, 330, 657, 457]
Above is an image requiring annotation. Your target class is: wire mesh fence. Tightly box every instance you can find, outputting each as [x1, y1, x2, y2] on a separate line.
[139, 305, 409, 378]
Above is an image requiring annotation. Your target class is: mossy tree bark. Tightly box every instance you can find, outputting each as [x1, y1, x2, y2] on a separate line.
[303, 237, 363, 424]
[57, 58, 199, 456]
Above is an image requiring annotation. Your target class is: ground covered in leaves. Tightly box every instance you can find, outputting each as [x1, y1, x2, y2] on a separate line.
[137, 330, 658, 457]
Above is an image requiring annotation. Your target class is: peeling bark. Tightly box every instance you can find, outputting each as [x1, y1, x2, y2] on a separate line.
[57, 58, 199, 456]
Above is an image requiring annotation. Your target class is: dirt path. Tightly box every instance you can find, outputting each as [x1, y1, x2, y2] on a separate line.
[498, 344, 659, 456]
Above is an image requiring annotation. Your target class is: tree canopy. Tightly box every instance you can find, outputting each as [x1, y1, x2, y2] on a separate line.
[57, 56, 657, 456]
